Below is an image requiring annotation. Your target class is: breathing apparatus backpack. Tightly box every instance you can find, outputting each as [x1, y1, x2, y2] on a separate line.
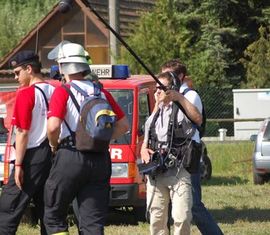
[63, 82, 116, 153]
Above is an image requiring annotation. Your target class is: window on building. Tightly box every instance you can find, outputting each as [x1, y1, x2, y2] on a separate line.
[63, 7, 84, 33]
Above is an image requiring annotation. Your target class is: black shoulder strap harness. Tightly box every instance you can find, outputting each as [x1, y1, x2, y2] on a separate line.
[149, 87, 205, 146]
[61, 84, 80, 142]
[148, 103, 190, 152]
[148, 109, 161, 150]
[34, 85, 49, 146]
[35, 85, 49, 110]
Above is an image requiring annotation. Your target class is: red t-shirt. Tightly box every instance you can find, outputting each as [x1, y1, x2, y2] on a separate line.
[12, 82, 55, 148]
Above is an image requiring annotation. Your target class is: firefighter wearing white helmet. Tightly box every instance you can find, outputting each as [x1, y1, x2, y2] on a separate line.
[48, 41, 91, 75]
[44, 41, 129, 235]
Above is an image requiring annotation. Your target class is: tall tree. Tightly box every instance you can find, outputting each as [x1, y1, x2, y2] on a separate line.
[241, 26, 270, 88]
[188, 25, 232, 88]
[0, 0, 57, 58]
[0, 2, 17, 57]
[118, 0, 209, 75]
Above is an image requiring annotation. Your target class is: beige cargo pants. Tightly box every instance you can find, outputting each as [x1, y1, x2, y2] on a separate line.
[146, 168, 192, 235]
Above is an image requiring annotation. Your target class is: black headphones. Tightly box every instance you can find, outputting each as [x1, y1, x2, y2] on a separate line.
[168, 71, 181, 90]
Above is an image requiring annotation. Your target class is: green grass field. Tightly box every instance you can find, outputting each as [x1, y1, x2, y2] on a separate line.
[16, 141, 270, 234]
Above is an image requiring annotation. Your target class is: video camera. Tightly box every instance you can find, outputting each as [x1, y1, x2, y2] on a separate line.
[137, 151, 163, 176]
[137, 150, 178, 176]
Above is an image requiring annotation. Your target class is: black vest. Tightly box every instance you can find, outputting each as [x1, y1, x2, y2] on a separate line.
[148, 103, 195, 155]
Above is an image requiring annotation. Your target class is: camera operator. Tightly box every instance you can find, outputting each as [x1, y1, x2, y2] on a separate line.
[141, 71, 200, 235]
[161, 59, 224, 235]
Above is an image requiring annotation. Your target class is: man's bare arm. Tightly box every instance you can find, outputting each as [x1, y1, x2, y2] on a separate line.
[111, 116, 129, 140]
[167, 90, 202, 125]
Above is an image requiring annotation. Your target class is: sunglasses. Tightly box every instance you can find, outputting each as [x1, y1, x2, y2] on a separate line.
[155, 85, 170, 90]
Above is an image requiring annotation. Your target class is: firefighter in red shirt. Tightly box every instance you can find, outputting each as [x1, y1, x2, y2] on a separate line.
[0, 51, 54, 235]
[43, 42, 129, 235]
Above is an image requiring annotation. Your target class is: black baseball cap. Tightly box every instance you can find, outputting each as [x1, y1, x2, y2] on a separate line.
[9, 50, 39, 69]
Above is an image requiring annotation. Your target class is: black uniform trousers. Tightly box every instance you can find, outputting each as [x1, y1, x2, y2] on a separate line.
[0, 140, 52, 235]
[44, 147, 111, 235]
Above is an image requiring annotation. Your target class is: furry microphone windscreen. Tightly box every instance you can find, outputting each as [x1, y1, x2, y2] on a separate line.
[58, 0, 73, 13]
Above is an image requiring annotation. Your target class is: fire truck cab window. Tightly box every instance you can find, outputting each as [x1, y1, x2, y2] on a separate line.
[109, 90, 133, 144]
[138, 93, 150, 136]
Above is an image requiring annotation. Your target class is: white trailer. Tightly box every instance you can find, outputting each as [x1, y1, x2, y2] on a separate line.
[233, 88, 270, 140]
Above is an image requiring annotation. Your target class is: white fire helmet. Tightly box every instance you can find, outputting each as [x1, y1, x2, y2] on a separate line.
[48, 41, 90, 75]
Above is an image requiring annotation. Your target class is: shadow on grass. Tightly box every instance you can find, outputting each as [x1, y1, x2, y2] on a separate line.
[106, 208, 139, 225]
[202, 176, 249, 186]
[210, 207, 270, 224]
[106, 206, 270, 226]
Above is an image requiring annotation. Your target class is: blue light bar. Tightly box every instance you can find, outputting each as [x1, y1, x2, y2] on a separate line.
[112, 65, 130, 79]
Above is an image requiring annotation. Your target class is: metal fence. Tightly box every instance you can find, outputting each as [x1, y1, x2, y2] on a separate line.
[198, 87, 234, 137]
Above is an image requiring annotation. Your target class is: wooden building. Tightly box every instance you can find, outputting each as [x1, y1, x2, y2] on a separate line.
[0, 0, 155, 71]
